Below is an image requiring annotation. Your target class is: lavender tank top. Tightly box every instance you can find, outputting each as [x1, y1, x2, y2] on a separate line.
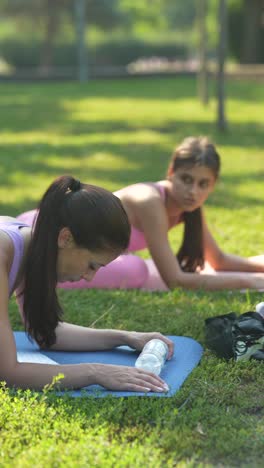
[0, 220, 28, 296]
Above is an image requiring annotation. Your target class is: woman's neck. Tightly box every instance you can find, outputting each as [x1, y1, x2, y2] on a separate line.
[157, 180, 183, 218]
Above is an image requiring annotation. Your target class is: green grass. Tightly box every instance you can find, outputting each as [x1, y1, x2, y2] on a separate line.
[1, 77, 264, 467]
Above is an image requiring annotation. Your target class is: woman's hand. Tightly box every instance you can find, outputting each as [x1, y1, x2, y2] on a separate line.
[94, 364, 169, 393]
[125, 331, 174, 360]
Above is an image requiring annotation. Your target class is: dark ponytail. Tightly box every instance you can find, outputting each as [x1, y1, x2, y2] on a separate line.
[23, 175, 130, 348]
[177, 208, 204, 272]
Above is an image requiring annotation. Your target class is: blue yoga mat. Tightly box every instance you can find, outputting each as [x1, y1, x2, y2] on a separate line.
[14, 332, 203, 398]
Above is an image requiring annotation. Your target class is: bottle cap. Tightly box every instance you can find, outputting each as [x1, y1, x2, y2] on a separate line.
[256, 302, 264, 318]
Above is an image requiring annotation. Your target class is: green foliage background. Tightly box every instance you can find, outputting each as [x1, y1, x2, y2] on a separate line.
[1, 0, 263, 70]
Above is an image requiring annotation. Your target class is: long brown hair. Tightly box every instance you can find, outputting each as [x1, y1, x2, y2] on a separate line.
[167, 137, 220, 272]
[23, 175, 131, 347]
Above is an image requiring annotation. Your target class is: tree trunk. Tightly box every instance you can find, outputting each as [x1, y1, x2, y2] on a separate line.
[40, 0, 61, 73]
[75, 0, 88, 81]
[216, 0, 228, 132]
[197, 0, 209, 105]
[242, 0, 263, 64]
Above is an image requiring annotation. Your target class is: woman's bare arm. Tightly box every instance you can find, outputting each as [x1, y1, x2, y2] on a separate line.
[50, 322, 174, 358]
[202, 213, 264, 272]
[1, 264, 169, 392]
[0, 314, 169, 393]
[135, 197, 264, 290]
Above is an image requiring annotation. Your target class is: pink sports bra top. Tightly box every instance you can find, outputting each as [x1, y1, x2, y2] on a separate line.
[115, 182, 182, 252]
[0, 220, 28, 296]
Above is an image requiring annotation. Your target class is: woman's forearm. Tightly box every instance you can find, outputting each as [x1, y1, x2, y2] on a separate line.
[6, 360, 168, 393]
[4, 361, 102, 390]
[212, 253, 264, 273]
[50, 322, 129, 351]
[168, 271, 264, 291]
[5, 352, 170, 393]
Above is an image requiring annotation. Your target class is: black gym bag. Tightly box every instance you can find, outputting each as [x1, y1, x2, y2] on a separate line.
[205, 311, 264, 361]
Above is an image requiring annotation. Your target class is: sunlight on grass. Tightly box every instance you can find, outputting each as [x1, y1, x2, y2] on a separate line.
[63, 96, 215, 124]
[45, 151, 140, 172]
[228, 100, 264, 124]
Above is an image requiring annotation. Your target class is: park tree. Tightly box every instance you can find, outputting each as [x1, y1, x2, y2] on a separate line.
[241, 0, 264, 63]
[225, 0, 264, 63]
[0, 0, 70, 71]
[120, 0, 196, 29]
[75, 0, 87, 81]
[208, 0, 264, 64]
[0, 0, 126, 71]
[163, 0, 196, 29]
[196, 0, 209, 105]
[216, 0, 228, 131]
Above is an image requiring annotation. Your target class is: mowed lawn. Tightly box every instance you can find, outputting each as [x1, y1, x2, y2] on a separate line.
[0, 77, 264, 467]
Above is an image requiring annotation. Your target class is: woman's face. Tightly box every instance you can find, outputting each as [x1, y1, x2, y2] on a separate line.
[168, 164, 216, 211]
[57, 230, 118, 283]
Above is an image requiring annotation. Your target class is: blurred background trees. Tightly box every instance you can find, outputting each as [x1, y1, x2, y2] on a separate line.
[229, 0, 264, 64]
[0, 0, 262, 77]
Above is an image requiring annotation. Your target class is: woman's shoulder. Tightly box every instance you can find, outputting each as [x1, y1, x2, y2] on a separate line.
[0, 217, 31, 258]
[0, 229, 13, 271]
[0, 216, 17, 224]
[0, 217, 17, 248]
[115, 181, 166, 203]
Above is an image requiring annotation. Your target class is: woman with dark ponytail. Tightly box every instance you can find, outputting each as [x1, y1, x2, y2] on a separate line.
[0, 175, 173, 391]
[18, 138, 264, 291]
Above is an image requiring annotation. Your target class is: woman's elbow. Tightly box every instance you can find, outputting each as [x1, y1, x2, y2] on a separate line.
[165, 281, 175, 291]
[0, 365, 19, 388]
[209, 252, 227, 270]
[165, 274, 184, 290]
[166, 272, 200, 290]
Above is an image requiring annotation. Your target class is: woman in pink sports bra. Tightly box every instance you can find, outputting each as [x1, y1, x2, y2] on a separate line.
[0, 175, 172, 391]
[18, 137, 264, 291]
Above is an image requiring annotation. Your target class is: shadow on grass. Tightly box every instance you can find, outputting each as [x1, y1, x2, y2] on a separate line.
[0, 76, 263, 102]
[0, 77, 197, 104]
[0, 77, 263, 215]
[0, 136, 264, 207]
[0, 137, 264, 216]
[0, 76, 263, 148]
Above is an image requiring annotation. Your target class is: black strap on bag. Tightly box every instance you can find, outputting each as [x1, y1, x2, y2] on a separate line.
[205, 311, 264, 361]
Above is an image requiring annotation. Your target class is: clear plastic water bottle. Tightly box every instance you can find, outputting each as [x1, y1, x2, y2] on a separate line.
[135, 339, 169, 375]
[255, 302, 264, 319]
